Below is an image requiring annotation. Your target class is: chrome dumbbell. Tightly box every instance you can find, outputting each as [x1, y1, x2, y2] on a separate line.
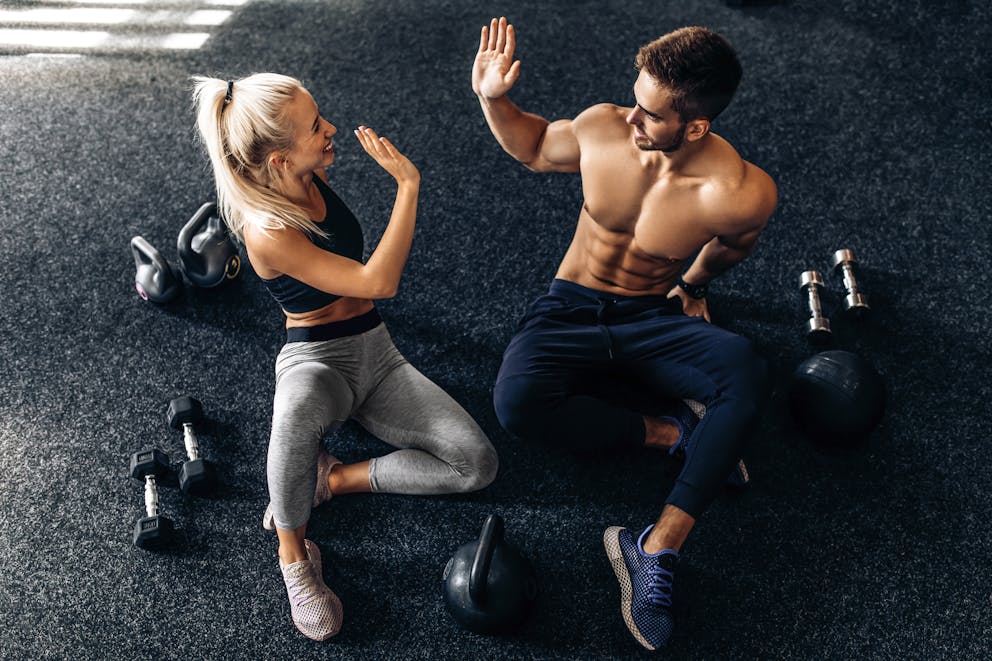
[832, 249, 869, 319]
[799, 270, 831, 341]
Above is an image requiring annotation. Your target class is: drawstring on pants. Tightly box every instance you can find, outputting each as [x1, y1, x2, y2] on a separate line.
[596, 298, 615, 359]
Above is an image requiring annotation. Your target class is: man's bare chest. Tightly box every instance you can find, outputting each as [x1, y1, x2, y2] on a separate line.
[579, 161, 710, 260]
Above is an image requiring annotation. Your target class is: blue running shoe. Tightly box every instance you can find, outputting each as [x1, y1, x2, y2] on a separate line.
[665, 399, 751, 488]
[603, 525, 678, 650]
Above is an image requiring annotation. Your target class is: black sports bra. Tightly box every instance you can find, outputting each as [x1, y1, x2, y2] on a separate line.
[260, 175, 365, 313]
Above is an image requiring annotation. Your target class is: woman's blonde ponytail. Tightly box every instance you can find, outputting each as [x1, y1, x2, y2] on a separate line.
[192, 73, 328, 243]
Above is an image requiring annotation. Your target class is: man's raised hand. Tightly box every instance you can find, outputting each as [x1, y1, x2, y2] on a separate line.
[472, 16, 522, 100]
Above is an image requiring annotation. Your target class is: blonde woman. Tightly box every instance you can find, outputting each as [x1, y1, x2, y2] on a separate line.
[193, 73, 498, 641]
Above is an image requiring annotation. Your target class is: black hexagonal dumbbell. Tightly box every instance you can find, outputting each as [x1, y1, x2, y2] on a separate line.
[167, 396, 216, 496]
[129, 448, 175, 549]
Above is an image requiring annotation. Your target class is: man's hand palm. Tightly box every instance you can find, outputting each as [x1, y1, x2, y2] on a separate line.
[475, 55, 513, 97]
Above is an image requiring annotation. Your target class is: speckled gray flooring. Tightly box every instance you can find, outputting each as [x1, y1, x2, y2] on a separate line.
[1, 1, 990, 659]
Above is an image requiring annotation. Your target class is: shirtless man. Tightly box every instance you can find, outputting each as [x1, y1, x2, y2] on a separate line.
[473, 17, 777, 650]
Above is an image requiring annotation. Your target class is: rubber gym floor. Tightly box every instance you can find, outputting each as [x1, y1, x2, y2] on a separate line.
[1, 1, 989, 659]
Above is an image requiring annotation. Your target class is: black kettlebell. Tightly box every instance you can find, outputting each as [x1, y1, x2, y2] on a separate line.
[131, 236, 182, 303]
[442, 514, 537, 634]
[177, 202, 241, 288]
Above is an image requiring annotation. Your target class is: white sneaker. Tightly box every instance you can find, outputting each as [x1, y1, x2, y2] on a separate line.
[279, 539, 343, 641]
[263, 450, 341, 530]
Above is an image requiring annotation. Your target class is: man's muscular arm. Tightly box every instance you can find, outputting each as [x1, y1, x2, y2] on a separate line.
[681, 228, 764, 289]
[670, 168, 778, 321]
[472, 16, 580, 173]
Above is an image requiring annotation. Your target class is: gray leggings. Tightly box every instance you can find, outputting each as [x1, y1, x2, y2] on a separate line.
[267, 321, 498, 530]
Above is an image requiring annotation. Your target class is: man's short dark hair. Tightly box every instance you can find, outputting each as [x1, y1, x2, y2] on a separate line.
[635, 27, 742, 123]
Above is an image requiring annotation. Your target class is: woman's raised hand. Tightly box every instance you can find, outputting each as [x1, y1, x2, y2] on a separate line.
[354, 126, 420, 186]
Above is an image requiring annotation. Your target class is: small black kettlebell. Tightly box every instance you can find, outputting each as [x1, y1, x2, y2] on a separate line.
[442, 514, 537, 634]
[131, 236, 181, 303]
[177, 202, 241, 288]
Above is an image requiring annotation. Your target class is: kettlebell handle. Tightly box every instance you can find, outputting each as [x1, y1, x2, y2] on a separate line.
[131, 236, 170, 273]
[469, 514, 504, 605]
[177, 202, 217, 262]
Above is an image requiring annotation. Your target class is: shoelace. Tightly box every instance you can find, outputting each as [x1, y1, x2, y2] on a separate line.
[285, 563, 322, 608]
[644, 561, 674, 608]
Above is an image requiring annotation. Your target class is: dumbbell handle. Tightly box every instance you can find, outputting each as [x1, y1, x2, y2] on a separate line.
[182, 423, 201, 461]
[805, 284, 825, 318]
[832, 248, 869, 313]
[799, 270, 831, 337]
[838, 262, 856, 294]
[144, 475, 160, 518]
[838, 262, 870, 310]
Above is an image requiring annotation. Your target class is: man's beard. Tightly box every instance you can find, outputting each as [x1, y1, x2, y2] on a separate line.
[635, 120, 688, 153]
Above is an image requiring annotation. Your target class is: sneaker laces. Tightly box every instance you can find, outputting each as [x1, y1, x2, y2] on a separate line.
[644, 561, 674, 608]
[284, 562, 323, 608]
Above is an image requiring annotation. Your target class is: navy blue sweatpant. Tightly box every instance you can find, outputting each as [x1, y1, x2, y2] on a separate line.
[494, 279, 767, 519]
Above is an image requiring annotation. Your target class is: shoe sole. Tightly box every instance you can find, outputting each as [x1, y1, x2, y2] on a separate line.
[603, 527, 655, 651]
[730, 459, 750, 487]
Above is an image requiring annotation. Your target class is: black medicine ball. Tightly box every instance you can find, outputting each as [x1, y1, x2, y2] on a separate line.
[788, 350, 885, 446]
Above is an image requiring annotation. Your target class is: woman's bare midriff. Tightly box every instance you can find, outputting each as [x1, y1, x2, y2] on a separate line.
[283, 296, 375, 328]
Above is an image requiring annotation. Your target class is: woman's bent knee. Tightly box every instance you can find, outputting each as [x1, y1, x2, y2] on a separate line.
[457, 435, 499, 492]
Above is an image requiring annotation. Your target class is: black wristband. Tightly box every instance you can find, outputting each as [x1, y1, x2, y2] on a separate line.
[676, 274, 708, 299]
